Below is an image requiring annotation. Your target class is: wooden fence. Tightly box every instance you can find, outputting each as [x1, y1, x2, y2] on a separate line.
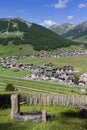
[20, 94, 87, 107]
[0, 93, 87, 109]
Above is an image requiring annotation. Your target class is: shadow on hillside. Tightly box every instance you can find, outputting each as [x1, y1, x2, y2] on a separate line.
[61, 109, 87, 119]
[0, 123, 13, 130]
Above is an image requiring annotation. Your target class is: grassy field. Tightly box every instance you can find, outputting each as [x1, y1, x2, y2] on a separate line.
[0, 44, 84, 56]
[0, 105, 87, 130]
[0, 75, 83, 95]
[0, 68, 29, 77]
[0, 44, 36, 56]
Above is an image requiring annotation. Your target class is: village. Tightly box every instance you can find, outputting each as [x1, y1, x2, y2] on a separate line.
[0, 56, 87, 88]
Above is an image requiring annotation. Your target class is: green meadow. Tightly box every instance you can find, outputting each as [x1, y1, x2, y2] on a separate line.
[0, 75, 82, 95]
[0, 105, 87, 130]
[0, 44, 36, 56]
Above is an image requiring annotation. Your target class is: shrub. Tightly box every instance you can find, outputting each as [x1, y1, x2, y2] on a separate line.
[74, 74, 79, 85]
[5, 83, 15, 92]
[19, 47, 22, 50]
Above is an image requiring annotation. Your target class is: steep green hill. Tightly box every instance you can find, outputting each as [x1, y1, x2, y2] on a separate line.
[0, 18, 76, 51]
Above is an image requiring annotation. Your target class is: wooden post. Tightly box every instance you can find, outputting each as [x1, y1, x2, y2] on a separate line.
[42, 95, 47, 122]
[43, 95, 46, 111]
[42, 110, 46, 122]
[11, 94, 20, 119]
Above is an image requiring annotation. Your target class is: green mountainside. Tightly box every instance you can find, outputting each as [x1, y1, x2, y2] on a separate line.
[49, 21, 87, 44]
[0, 18, 75, 51]
[71, 30, 87, 44]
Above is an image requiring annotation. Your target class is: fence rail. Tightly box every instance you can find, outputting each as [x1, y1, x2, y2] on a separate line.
[0, 94, 87, 108]
[20, 94, 87, 107]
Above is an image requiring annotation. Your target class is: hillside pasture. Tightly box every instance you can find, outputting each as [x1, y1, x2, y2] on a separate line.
[0, 105, 87, 130]
[0, 74, 86, 95]
[0, 67, 29, 77]
[0, 44, 36, 56]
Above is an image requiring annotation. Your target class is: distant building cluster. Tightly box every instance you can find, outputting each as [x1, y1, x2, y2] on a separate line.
[0, 55, 87, 87]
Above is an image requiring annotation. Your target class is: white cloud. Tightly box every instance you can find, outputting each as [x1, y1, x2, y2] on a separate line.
[67, 15, 73, 20]
[78, 3, 87, 8]
[40, 20, 57, 27]
[53, 0, 69, 8]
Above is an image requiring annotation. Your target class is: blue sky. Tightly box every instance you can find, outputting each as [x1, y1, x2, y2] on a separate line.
[0, 0, 87, 27]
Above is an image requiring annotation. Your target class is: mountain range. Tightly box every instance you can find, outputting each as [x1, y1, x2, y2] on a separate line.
[0, 18, 76, 51]
[49, 21, 87, 44]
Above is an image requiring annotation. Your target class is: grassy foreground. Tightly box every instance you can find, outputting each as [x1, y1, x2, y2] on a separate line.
[0, 105, 87, 130]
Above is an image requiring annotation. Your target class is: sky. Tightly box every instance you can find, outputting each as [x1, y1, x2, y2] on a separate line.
[0, 0, 87, 27]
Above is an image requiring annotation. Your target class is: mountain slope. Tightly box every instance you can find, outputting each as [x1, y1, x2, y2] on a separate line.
[49, 21, 87, 43]
[0, 18, 75, 51]
[62, 21, 87, 43]
[63, 21, 87, 37]
[71, 30, 87, 43]
[49, 23, 76, 35]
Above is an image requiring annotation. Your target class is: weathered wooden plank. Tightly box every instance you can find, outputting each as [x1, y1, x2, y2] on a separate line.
[19, 94, 87, 107]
